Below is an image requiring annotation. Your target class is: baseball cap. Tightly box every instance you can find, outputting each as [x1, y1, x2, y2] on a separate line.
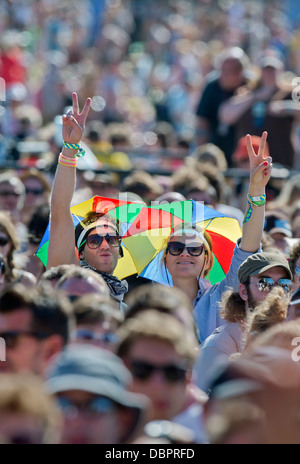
[232, 135, 269, 163]
[258, 56, 284, 70]
[264, 212, 292, 238]
[45, 345, 149, 442]
[238, 252, 292, 284]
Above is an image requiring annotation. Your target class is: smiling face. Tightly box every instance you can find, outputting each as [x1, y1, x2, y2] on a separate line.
[165, 235, 210, 282]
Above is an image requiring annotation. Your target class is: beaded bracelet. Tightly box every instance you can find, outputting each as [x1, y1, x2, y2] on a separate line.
[243, 194, 266, 224]
[63, 142, 85, 158]
[58, 153, 77, 167]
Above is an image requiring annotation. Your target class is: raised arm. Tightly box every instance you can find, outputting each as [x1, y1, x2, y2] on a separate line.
[240, 131, 272, 252]
[218, 87, 275, 126]
[47, 92, 91, 270]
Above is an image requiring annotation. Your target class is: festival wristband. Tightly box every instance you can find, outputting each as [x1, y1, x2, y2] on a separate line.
[243, 194, 266, 223]
[247, 194, 266, 206]
[63, 142, 85, 158]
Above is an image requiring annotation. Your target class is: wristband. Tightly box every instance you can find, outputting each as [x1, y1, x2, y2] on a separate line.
[63, 142, 85, 158]
[58, 153, 77, 167]
[247, 194, 266, 206]
[243, 194, 266, 224]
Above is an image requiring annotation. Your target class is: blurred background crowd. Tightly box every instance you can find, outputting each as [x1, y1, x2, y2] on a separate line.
[1, 0, 300, 169]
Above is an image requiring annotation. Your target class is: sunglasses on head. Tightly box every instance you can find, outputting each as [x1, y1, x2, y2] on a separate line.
[74, 329, 119, 345]
[255, 277, 293, 294]
[25, 188, 44, 195]
[85, 234, 120, 249]
[56, 396, 116, 418]
[129, 360, 187, 382]
[0, 331, 49, 349]
[167, 241, 205, 257]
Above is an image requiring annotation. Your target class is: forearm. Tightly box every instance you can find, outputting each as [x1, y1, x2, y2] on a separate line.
[50, 147, 78, 221]
[219, 93, 255, 125]
[240, 181, 265, 252]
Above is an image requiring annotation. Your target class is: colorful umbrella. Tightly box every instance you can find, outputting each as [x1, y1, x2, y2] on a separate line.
[36, 196, 242, 285]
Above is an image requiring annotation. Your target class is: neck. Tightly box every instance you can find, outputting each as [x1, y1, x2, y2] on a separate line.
[172, 276, 199, 303]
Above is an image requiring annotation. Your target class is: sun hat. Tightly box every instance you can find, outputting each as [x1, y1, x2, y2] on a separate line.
[45, 344, 149, 442]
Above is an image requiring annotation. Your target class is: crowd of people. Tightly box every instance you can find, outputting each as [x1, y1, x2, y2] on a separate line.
[1, 0, 300, 445]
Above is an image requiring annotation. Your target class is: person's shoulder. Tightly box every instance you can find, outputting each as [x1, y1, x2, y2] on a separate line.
[201, 72, 221, 92]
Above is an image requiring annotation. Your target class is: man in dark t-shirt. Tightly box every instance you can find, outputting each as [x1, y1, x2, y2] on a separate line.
[196, 47, 248, 166]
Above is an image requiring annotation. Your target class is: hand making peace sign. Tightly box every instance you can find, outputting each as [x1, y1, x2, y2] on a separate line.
[246, 131, 273, 189]
[62, 92, 92, 145]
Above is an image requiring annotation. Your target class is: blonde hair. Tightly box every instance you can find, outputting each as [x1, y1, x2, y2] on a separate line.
[116, 310, 197, 364]
[0, 211, 20, 282]
[244, 287, 289, 349]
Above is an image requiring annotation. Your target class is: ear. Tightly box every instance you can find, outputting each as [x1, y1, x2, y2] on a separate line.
[39, 335, 65, 375]
[79, 248, 85, 260]
[239, 283, 248, 301]
[43, 335, 65, 361]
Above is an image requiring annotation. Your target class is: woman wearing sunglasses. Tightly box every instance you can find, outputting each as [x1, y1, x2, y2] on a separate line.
[163, 132, 272, 343]
[0, 211, 37, 292]
[47, 93, 128, 309]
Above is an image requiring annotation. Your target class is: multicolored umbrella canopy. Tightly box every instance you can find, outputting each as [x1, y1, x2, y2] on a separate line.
[36, 196, 242, 285]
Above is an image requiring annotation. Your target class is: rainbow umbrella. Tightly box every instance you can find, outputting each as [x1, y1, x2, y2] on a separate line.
[36, 196, 241, 285]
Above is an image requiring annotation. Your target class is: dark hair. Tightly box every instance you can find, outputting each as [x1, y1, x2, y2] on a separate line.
[74, 211, 120, 252]
[27, 202, 50, 245]
[0, 283, 74, 344]
[73, 293, 123, 325]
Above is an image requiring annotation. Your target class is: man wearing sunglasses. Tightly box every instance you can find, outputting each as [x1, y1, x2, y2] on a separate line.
[47, 93, 128, 309]
[0, 283, 74, 377]
[45, 344, 149, 444]
[116, 310, 209, 444]
[194, 251, 293, 393]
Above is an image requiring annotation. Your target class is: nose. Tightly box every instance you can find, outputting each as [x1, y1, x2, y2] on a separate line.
[99, 237, 110, 249]
[179, 246, 189, 256]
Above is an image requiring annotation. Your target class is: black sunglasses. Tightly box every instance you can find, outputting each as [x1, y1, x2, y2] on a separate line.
[74, 329, 119, 345]
[0, 331, 50, 349]
[85, 233, 120, 249]
[25, 188, 44, 195]
[129, 360, 187, 382]
[0, 237, 9, 247]
[0, 191, 21, 197]
[167, 241, 205, 257]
